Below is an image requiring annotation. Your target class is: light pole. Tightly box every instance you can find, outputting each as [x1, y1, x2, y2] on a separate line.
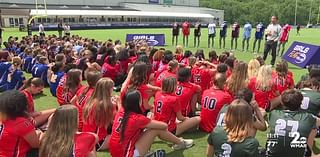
[308, 0, 314, 25]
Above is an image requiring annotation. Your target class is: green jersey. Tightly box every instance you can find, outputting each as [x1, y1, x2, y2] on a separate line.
[216, 105, 229, 127]
[266, 110, 316, 157]
[207, 126, 259, 157]
[300, 88, 320, 116]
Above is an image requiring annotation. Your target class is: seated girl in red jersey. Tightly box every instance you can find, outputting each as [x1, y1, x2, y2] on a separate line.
[83, 78, 120, 151]
[272, 60, 294, 96]
[109, 90, 193, 157]
[0, 90, 40, 157]
[176, 68, 201, 117]
[248, 65, 280, 111]
[154, 77, 200, 135]
[155, 60, 179, 87]
[128, 49, 137, 63]
[191, 61, 216, 93]
[21, 78, 55, 127]
[71, 70, 102, 131]
[40, 105, 98, 157]
[152, 50, 165, 72]
[174, 45, 184, 62]
[121, 62, 161, 114]
[56, 69, 82, 105]
[180, 50, 192, 66]
[208, 50, 219, 65]
[102, 55, 122, 86]
[155, 52, 174, 79]
[225, 61, 248, 98]
[200, 73, 233, 133]
[117, 48, 131, 75]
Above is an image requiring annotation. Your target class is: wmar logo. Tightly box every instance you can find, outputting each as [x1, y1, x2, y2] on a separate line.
[295, 52, 306, 64]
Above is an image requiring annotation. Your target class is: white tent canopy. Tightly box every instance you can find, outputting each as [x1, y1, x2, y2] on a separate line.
[30, 9, 214, 18]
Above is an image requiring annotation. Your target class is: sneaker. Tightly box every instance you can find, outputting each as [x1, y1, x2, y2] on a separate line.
[172, 138, 194, 150]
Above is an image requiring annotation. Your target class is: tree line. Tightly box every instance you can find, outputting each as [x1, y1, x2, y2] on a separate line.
[200, 0, 320, 25]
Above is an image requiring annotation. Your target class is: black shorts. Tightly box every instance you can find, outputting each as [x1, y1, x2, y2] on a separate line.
[65, 32, 70, 36]
[96, 138, 106, 151]
[220, 32, 226, 37]
[39, 32, 45, 36]
[208, 33, 216, 38]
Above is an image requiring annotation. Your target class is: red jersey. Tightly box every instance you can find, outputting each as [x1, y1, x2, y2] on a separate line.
[56, 74, 81, 105]
[102, 62, 120, 81]
[180, 58, 189, 66]
[175, 54, 183, 62]
[248, 78, 276, 109]
[155, 61, 168, 79]
[21, 90, 34, 113]
[154, 92, 181, 132]
[74, 132, 97, 157]
[200, 87, 232, 133]
[175, 82, 200, 116]
[191, 67, 213, 93]
[120, 82, 151, 113]
[74, 86, 95, 131]
[226, 68, 232, 78]
[119, 59, 130, 74]
[155, 70, 176, 87]
[279, 24, 292, 42]
[0, 117, 35, 157]
[128, 56, 137, 63]
[109, 111, 150, 157]
[211, 59, 219, 66]
[273, 74, 294, 94]
[82, 103, 117, 141]
[182, 22, 190, 36]
[152, 60, 161, 72]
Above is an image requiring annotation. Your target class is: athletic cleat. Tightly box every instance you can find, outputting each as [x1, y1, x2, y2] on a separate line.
[172, 138, 194, 150]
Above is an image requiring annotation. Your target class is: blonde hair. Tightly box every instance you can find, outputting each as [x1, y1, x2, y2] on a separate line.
[83, 78, 115, 128]
[39, 105, 78, 157]
[188, 56, 197, 67]
[226, 61, 248, 95]
[248, 59, 260, 79]
[224, 99, 253, 143]
[175, 45, 184, 55]
[12, 56, 22, 67]
[256, 65, 273, 91]
[162, 77, 177, 94]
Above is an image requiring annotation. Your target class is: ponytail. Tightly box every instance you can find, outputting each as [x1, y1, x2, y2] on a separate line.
[167, 60, 179, 72]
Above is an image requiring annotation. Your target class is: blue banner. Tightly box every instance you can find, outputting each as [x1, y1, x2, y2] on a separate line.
[126, 34, 166, 46]
[282, 41, 320, 68]
[149, 0, 159, 4]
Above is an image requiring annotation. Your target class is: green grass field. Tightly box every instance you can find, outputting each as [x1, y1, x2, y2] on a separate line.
[2, 27, 320, 157]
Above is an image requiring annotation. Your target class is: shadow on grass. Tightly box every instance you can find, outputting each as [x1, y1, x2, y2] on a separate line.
[180, 130, 208, 139]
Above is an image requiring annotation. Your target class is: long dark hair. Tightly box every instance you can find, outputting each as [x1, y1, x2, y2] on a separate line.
[120, 90, 143, 141]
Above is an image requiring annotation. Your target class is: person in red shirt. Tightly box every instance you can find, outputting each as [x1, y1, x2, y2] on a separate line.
[128, 49, 137, 63]
[117, 48, 131, 75]
[191, 61, 216, 94]
[200, 73, 233, 133]
[209, 50, 219, 66]
[180, 50, 192, 66]
[102, 55, 122, 85]
[0, 90, 40, 157]
[71, 70, 102, 131]
[121, 62, 161, 114]
[40, 105, 98, 157]
[248, 65, 280, 111]
[154, 77, 200, 135]
[109, 90, 193, 157]
[225, 61, 248, 97]
[152, 50, 165, 72]
[182, 21, 190, 47]
[174, 45, 184, 62]
[155, 60, 179, 87]
[56, 69, 82, 105]
[272, 60, 294, 95]
[154, 52, 174, 79]
[21, 78, 55, 127]
[278, 24, 292, 56]
[83, 78, 120, 151]
[176, 68, 201, 117]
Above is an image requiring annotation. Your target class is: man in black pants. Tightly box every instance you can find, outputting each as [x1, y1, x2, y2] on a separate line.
[263, 16, 281, 66]
[194, 21, 201, 48]
[172, 22, 180, 46]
